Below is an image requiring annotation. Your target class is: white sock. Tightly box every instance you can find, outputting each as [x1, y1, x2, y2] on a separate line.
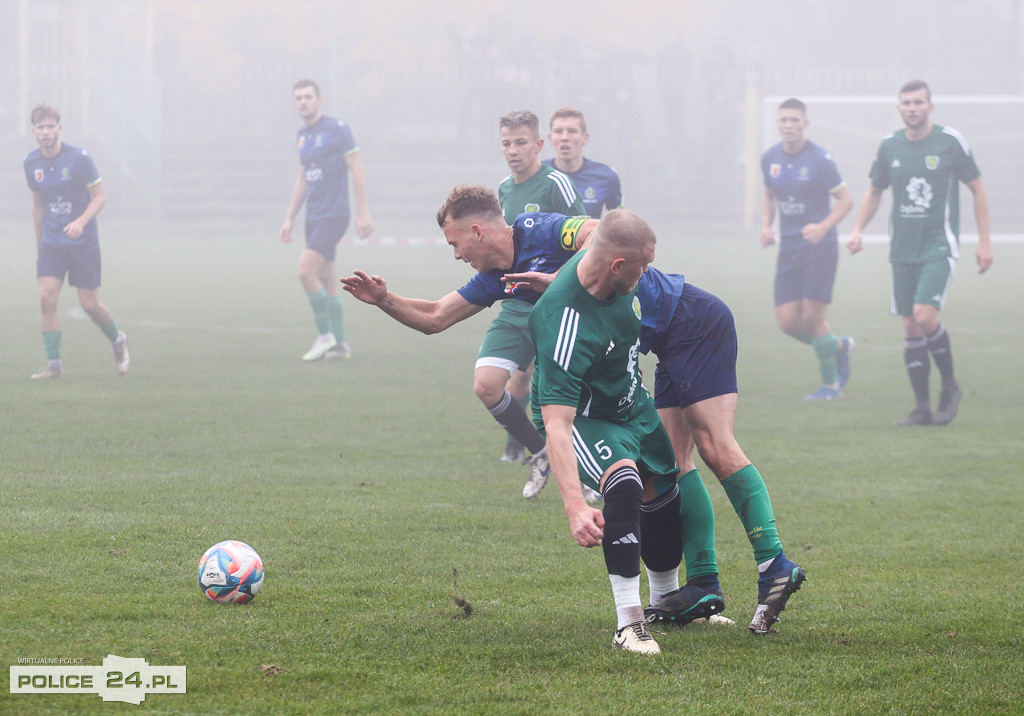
[609, 574, 643, 628]
[646, 567, 680, 606]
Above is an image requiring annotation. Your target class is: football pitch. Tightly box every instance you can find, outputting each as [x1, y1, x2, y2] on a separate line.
[1, 221, 1022, 714]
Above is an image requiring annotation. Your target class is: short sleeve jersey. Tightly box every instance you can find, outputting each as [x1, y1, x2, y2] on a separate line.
[456, 213, 588, 307]
[24, 143, 102, 248]
[529, 250, 651, 423]
[297, 115, 357, 224]
[868, 125, 981, 263]
[498, 164, 586, 225]
[543, 157, 622, 218]
[761, 140, 845, 241]
[636, 267, 687, 355]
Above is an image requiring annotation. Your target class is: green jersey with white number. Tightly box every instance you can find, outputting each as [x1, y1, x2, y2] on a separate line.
[498, 164, 586, 225]
[529, 250, 651, 424]
[868, 124, 981, 264]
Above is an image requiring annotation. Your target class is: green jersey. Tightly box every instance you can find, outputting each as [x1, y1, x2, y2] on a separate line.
[529, 250, 651, 424]
[868, 124, 981, 264]
[498, 163, 586, 225]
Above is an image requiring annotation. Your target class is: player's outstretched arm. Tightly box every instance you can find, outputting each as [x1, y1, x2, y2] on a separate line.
[540, 403, 605, 547]
[340, 271, 484, 334]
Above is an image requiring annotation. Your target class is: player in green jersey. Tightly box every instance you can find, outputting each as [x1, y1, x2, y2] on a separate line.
[490, 110, 587, 498]
[849, 80, 993, 426]
[530, 210, 722, 654]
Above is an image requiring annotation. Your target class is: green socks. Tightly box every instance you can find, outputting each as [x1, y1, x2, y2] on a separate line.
[677, 469, 718, 580]
[326, 294, 346, 342]
[812, 332, 840, 385]
[722, 464, 782, 565]
[43, 331, 62, 360]
[307, 289, 330, 335]
[101, 319, 120, 342]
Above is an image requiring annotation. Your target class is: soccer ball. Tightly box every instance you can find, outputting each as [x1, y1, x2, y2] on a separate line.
[197, 540, 265, 604]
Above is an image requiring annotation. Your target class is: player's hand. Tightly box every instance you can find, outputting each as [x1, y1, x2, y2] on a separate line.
[977, 244, 994, 273]
[63, 219, 85, 239]
[847, 232, 863, 254]
[279, 220, 293, 243]
[356, 213, 373, 240]
[340, 270, 388, 305]
[500, 270, 556, 293]
[801, 222, 827, 244]
[759, 229, 776, 248]
[567, 503, 605, 548]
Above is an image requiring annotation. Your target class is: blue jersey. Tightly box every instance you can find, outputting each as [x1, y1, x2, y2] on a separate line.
[457, 213, 588, 307]
[24, 143, 101, 248]
[543, 157, 622, 218]
[636, 268, 686, 355]
[297, 115, 357, 224]
[761, 140, 844, 241]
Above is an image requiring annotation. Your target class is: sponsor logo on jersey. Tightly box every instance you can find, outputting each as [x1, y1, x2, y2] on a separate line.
[61, 168, 71, 181]
[524, 202, 540, 213]
[891, 159, 901, 168]
[769, 163, 781, 178]
[925, 155, 941, 170]
[584, 186, 597, 200]
[298, 136, 306, 149]
[632, 296, 642, 320]
[34, 169, 44, 183]
[798, 167, 810, 180]
[900, 176, 932, 215]
[315, 134, 323, 147]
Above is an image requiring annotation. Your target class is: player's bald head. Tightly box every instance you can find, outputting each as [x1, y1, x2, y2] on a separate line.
[590, 209, 656, 259]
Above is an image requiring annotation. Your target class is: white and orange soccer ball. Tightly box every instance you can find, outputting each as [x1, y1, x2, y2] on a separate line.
[197, 540, 265, 604]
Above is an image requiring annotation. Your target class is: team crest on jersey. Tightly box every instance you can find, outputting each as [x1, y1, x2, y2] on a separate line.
[34, 169, 44, 183]
[925, 155, 941, 170]
[298, 136, 306, 149]
[524, 202, 540, 213]
[769, 163, 781, 178]
[632, 296, 642, 320]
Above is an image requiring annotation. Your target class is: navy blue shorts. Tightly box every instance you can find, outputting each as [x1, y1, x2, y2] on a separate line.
[774, 237, 838, 306]
[37, 241, 102, 290]
[305, 216, 350, 261]
[650, 283, 739, 410]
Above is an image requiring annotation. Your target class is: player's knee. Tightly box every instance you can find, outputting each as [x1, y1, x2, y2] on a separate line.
[473, 377, 505, 406]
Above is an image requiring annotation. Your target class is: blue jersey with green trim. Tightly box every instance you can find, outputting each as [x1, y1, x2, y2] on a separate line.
[24, 143, 101, 248]
[457, 212, 588, 307]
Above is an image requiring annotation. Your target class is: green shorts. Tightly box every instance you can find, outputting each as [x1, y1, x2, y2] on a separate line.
[545, 405, 679, 492]
[475, 300, 535, 375]
[891, 258, 955, 316]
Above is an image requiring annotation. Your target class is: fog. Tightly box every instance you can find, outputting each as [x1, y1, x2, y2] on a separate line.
[3, 0, 1023, 234]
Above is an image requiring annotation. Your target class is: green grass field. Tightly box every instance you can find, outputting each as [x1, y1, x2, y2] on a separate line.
[1, 220, 1022, 715]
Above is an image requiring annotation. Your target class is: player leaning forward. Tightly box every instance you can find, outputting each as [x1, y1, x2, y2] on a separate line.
[24, 103, 129, 379]
[528, 210, 731, 654]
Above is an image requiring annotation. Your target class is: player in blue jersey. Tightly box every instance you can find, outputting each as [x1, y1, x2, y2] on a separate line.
[761, 98, 854, 401]
[23, 103, 129, 380]
[340, 185, 591, 499]
[280, 79, 373, 362]
[543, 106, 622, 219]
